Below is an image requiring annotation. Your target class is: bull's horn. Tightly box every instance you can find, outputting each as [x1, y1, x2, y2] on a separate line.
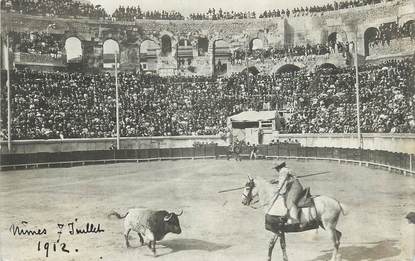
[248, 175, 253, 181]
[164, 213, 173, 221]
[176, 209, 183, 216]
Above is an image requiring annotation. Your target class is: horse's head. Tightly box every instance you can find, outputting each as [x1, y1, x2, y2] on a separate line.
[241, 176, 259, 206]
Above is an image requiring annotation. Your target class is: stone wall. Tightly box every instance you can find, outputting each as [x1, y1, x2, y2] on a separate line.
[1, 0, 414, 75]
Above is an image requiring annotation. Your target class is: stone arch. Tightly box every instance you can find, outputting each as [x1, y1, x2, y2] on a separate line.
[161, 35, 172, 56]
[177, 38, 193, 66]
[249, 38, 264, 51]
[214, 39, 230, 54]
[242, 66, 260, 75]
[275, 64, 301, 74]
[198, 37, 209, 56]
[328, 32, 337, 44]
[318, 63, 337, 70]
[364, 27, 379, 56]
[399, 14, 415, 27]
[125, 45, 139, 64]
[327, 32, 338, 52]
[64, 36, 83, 63]
[402, 20, 415, 38]
[103, 39, 120, 68]
[327, 28, 348, 40]
[213, 39, 231, 75]
[139, 39, 159, 71]
[140, 39, 159, 57]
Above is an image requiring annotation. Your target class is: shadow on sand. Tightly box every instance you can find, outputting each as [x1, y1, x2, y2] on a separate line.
[310, 240, 400, 261]
[156, 238, 231, 256]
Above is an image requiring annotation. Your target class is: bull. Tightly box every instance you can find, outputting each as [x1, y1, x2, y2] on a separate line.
[109, 208, 183, 255]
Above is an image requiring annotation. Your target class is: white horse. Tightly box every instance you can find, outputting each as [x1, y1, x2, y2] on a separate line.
[241, 176, 346, 261]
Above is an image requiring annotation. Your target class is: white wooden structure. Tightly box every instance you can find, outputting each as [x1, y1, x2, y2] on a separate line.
[228, 111, 279, 145]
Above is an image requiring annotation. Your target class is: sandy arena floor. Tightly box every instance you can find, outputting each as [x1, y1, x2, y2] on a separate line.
[0, 159, 414, 261]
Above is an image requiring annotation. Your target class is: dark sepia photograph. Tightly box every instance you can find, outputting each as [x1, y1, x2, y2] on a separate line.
[0, 0, 414, 260]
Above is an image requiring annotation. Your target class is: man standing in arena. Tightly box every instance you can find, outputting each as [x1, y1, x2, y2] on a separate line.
[232, 139, 242, 161]
[271, 161, 304, 226]
[250, 144, 258, 160]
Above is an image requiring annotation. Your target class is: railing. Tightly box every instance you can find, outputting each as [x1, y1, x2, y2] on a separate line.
[1, 143, 414, 176]
[14, 52, 67, 67]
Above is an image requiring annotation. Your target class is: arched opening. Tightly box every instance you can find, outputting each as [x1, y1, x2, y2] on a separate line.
[328, 32, 337, 50]
[213, 40, 231, 75]
[328, 32, 337, 43]
[103, 39, 120, 68]
[249, 38, 265, 60]
[177, 39, 193, 68]
[65, 37, 82, 63]
[276, 64, 300, 74]
[198, 37, 209, 56]
[140, 40, 159, 71]
[317, 63, 337, 71]
[140, 40, 158, 57]
[402, 20, 415, 38]
[250, 38, 264, 51]
[364, 27, 379, 56]
[161, 35, 172, 56]
[242, 66, 260, 75]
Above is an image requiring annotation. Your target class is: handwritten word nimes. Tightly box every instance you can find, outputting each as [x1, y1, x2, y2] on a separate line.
[9, 219, 104, 258]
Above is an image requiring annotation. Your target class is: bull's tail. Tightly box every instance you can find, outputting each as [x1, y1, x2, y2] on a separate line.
[108, 210, 129, 219]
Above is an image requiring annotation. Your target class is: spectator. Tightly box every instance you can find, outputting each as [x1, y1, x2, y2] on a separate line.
[1, 0, 109, 18]
[9, 31, 64, 58]
[2, 58, 413, 140]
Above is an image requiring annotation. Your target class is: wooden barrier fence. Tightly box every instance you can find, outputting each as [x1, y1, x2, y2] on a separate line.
[1, 143, 414, 176]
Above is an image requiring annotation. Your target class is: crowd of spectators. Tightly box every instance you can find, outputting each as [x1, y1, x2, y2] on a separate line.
[112, 6, 184, 21]
[192, 0, 389, 20]
[111, 5, 142, 21]
[286, 59, 414, 133]
[189, 8, 256, 20]
[9, 31, 65, 58]
[2, 58, 413, 140]
[1, 0, 108, 18]
[140, 10, 184, 20]
[230, 42, 352, 65]
[368, 21, 415, 48]
[1, 0, 184, 21]
[1, 0, 396, 21]
[258, 0, 386, 18]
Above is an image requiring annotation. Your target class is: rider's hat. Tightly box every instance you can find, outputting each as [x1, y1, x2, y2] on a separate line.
[405, 212, 415, 224]
[272, 160, 286, 170]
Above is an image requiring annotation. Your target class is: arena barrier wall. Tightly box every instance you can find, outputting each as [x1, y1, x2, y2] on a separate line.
[1, 143, 414, 176]
[0, 136, 227, 154]
[271, 133, 415, 154]
[2, 134, 414, 154]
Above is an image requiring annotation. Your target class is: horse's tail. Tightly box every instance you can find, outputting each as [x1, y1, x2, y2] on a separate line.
[338, 202, 348, 216]
[108, 210, 129, 219]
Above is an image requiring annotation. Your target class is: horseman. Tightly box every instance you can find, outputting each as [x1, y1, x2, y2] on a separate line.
[271, 161, 304, 227]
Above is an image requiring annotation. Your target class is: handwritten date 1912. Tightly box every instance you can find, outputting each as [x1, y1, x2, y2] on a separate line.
[37, 241, 70, 258]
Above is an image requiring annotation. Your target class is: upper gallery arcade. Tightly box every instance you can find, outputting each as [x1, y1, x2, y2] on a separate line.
[1, 0, 414, 76]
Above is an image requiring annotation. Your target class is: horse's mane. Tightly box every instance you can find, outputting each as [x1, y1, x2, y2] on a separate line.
[253, 177, 278, 211]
